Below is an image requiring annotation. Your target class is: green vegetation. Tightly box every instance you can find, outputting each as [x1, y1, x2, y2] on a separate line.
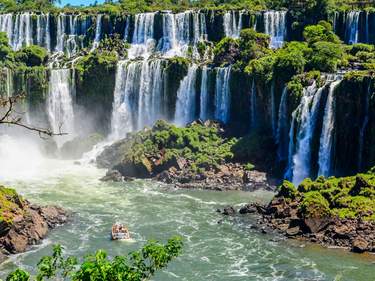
[123, 120, 237, 173]
[2, 238, 182, 281]
[276, 171, 375, 221]
[0, 185, 25, 224]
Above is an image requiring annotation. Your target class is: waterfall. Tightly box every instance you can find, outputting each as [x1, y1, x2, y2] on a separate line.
[276, 86, 288, 161]
[199, 66, 209, 120]
[55, 14, 80, 57]
[250, 78, 257, 129]
[47, 69, 75, 145]
[263, 11, 286, 49]
[110, 61, 134, 139]
[0, 14, 13, 48]
[13, 13, 33, 51]
[92, 14, 103, 50]
[36, 14, 51, 52]
[159, 11, 207, 58]
[345, 11, 360, 44]
[214, 67, 231, 123]
[284, 111, 296, 180]
[291, 82, 325, 185]
[129, 13, 156, 58]
[317, 79, 341, 177]
[223, 11, 243, 38]
[175, 65, 198, 126]
[358, 84, 370, 170]
[110, 59, 165, 139]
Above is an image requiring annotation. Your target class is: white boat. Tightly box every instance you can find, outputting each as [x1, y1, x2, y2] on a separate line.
[111, 223, 130, 240]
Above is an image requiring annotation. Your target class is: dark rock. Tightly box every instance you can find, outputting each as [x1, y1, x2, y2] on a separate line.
[286, 225, 301, 236]
[220, 206, 236, 216]
[100, 170, 124, 182]
[304, 217, 332, 233]
[352, 237, 369, 253]
[239, 204, 257, 214]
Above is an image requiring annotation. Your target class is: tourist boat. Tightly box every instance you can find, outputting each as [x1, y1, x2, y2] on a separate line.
[111, 223, 130, 240]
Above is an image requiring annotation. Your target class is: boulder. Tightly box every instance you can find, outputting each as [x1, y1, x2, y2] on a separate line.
[100, 170, 124, 182]
[352, 237, 369, 253]
[239, 204, 257, 214]
[304, 217, 332, 233]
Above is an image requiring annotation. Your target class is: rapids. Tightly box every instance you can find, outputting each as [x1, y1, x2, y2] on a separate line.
[0, 136, 374, 280]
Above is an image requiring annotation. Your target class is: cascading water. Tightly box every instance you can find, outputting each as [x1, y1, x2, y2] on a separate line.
[291, 82, 325, 185]
[317, 78, 341, 177]
[223, 11, 243, 38]
[129, 13, 156, 58]
[284, 111, 296, 180]
[159, 11, 207, 58]
[199, 66, 209, 120]
[276, 86, 288, 161]
[345, 11, 360, 44]
[263, 11, 286, 49]
[12, 12, 33, 51]
[92, 14, 103, 50]
[110, 59, 165, 139]
[47, 69, 75, 146]
[175, 65, 198, 126]
[214, 67, 231, 123]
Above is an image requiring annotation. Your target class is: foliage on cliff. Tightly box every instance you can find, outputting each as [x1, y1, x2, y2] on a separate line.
[3, 237, 182, 281]
[0, 186, 24, 225]
[276, 170, 375, 221]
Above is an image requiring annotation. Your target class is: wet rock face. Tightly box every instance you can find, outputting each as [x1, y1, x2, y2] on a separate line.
[0, 203, 67, 257]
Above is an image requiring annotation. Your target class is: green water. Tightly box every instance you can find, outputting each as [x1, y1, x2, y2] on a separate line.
[0, 159, 374, 281]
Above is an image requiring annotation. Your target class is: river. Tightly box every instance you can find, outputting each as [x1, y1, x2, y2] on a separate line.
[0, 136, 374, 281]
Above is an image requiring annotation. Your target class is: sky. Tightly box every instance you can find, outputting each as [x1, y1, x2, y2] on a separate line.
[59, 0, 105, 7]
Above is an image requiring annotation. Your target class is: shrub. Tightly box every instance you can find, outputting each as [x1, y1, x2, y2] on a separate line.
[15, 45, 48, 67]
[308, 41, 343, 72]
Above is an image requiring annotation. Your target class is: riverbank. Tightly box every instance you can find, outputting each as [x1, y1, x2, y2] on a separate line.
[0, 186, 67, 262]
[222, 172, 375, 253]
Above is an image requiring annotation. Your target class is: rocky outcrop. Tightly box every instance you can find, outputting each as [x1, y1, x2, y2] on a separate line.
[97, 120, 275, 191]
[256, 198, 375, 253]
[226, 173, 375, 253]
[0, 187, 67, 261]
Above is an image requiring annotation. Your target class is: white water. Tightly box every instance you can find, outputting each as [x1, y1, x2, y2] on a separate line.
[345, 11, 360, 44]
[291, 82, 324, 185]
[0, 135, 44, 181]
[276, 86, 288, 161]
[284, 111, 296, 180]
[47, 69, 75, 146]
[129, 13, 156, 59]
[263, 11, 287, 49]
[214, 67, 231, 123]
[110, 59, 165, 139]
[223, 11, 243, 38]
[91, 14, 103, 50]
[317, 79, 341, 177]
[199, 66, 209, 120]
[175, 65, 198, 125]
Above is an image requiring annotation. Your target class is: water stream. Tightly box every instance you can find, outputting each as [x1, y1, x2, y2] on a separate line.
[0, 137, 374, 280]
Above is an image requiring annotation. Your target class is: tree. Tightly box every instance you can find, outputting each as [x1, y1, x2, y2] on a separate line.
[2, 237, 182, 281]
[0, 94, 66, 137]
